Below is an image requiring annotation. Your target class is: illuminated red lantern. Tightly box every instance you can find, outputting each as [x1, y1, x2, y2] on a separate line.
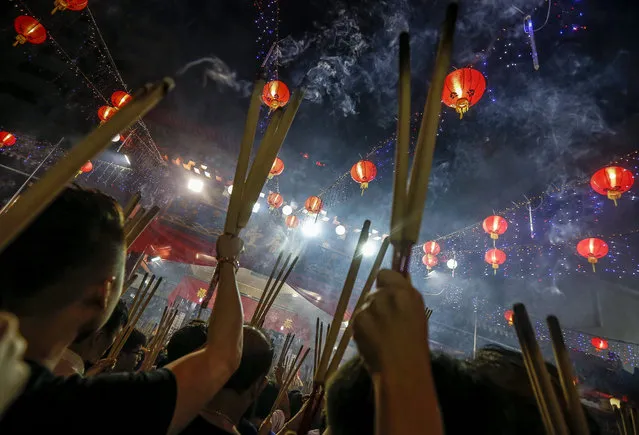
[350, 160, 377, 193]
[98, 106, 117, 123]
[269, 157, 284, 179]
[262, 81, 290, 110]
[267, 193, 284, 209]
[442, 67, 486, 119]
[591, 337, 608, 351]
[51, 0, 88, 14]
[577, 238, 608, 272]
[305, 196, 323, 214]
[80, 161, 93, 173]
[0, 132, 17, 147]
[485, 248, 506, 274]
[422, 241, 441, 256]
[13, 16, 47, 46]
[482, 215, 508, 240]
[590, 166, 635, 206]
[504, 310, 514, 326]
[422, 254, 438, 271]
[285, 215, 299, 229]
[111, 91, 132, 109]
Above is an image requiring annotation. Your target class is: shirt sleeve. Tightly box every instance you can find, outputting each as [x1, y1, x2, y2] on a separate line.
[2, 368, 177, 434]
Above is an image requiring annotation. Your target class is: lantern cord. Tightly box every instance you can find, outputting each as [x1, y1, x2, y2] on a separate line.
[86, 7, 128, 91]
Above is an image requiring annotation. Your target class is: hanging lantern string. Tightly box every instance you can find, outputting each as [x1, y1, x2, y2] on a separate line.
[15, 0, 163, 163]
[85, 7, 128, 91]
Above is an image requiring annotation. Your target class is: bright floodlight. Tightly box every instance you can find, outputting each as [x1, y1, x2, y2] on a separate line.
[362, 241, 377, 257]
[188, 178, 204, 193]
[227, 185, 233, 194]
[282, 205, 293, 216]
[302, 220, 321, 237]
[112, 134, 121, 142]
[335, 225, 346, 236]
[447, 259, 458, 270]
[252, 202, 261, 213]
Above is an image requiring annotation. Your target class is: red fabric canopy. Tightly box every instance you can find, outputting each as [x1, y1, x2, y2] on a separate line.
[129, 220, 217, 266]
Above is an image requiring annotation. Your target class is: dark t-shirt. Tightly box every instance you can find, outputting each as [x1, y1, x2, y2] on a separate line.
[180, 416, 258, 435]
[0, 360, 178, 434]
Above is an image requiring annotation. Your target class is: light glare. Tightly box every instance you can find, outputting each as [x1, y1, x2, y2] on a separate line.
[282, 205, 293, 216]
[187, 178, 204, 193]
[335, 225, 346, 236]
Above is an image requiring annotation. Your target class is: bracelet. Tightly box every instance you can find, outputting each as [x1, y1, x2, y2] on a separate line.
[217, 256, 239, 271]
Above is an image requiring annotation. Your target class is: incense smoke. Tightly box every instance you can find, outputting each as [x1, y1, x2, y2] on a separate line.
[177, 56, 252, 97]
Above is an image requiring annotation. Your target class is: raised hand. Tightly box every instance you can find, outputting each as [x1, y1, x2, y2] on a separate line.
[0, 312, 30, 416]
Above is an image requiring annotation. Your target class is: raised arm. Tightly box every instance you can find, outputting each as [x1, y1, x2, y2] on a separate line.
[352, 269, 443, 435]
[165, 233, 244, 434]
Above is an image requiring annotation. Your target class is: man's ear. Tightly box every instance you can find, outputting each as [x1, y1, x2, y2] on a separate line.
[96, 277, 116, 310]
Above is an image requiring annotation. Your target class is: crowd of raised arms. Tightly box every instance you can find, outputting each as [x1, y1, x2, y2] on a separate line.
[0, 187, 606, 434]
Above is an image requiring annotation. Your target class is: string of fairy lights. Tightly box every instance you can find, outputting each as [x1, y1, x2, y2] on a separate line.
[5, 0, 164, 165]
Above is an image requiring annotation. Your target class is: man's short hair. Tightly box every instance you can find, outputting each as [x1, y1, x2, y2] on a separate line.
[325, 350, 590, 435]
[165, 324, 273, 393]
[121, 328, 146, 353]
[0, 186, 125, 315]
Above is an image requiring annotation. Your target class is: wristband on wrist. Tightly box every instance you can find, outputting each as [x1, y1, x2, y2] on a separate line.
[217, 256, 239, 271]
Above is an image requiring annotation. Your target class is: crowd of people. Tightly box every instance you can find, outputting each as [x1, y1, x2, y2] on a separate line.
[0, 186, 614, 433]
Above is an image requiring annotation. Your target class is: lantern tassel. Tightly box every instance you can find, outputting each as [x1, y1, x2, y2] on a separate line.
[591, 263, 596, 273]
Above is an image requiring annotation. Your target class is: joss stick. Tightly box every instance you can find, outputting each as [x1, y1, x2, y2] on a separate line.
[224, 80, 265, 235]
[123, 207, 145, 236]
[326, 237, 390, 377]
[255, 255, 300, 327]
[110, 277, 163, 359]
[512, 304, 569, 435]
[0, 78, 174, 254]
[250, 251, 285, 325]
[268, 346, 310, 417]
[276, 333, 294, 370]
[111, 272, 151, 352]
[390, 32, 411, 272]
[425, 307, 433, 320]
[547, 316, 589, 434]
[236, 90, 304, 231]
[313, 318, 320, 378]
[251, 253, 292, 326]
[390, 4, 457, 274]
[142, 308, 178, 371]
[125, 206, 160, 248]
[123, 273, 139, 293]
[122, 192, 141, 220]
[314, 220, 370, 384]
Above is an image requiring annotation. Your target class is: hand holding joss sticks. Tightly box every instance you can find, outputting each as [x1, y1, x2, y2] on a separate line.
[390, 5, 458, 274]
[140, 306, 178, 372]
[0, 78, 174, 254]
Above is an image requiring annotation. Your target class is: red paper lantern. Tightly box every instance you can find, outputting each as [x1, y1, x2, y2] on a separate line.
[591, 337, 608, 351]
[51, 0, 88, 14]
[422, 254, 438, 270]
[98, 106, 117, 123]
[285, 215, 299, 229]
[422, 241, 441, 256]
[13, 16, 47, 46]
[484, 248, 506, 274]
[267, 193, 284, 209]
[350, 160, 377, 193]
[111, 90, 132, 108]
[262, 81, 290, 110]
[269, 157, 284, 178]
[482, 215, 508, 240]
[504, 310, 514, 326]
[0, 132, 17, 147]
[590, 166, 635, 206]
[305, 196, 323, 214]
[577, 238, 608, 272]
[442, 68, 486, 119]
[80, 161, 93, 173]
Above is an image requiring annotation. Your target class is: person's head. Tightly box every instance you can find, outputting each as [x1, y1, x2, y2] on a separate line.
[246, 381, 280, 425]
[70, 300, 128, 364]
[326, 351, 575, 435]
[113, 328, 146, 372]
[0, 186, 126, 341]
[289, 389, 304, 417]
[166, 324, 274, 404]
